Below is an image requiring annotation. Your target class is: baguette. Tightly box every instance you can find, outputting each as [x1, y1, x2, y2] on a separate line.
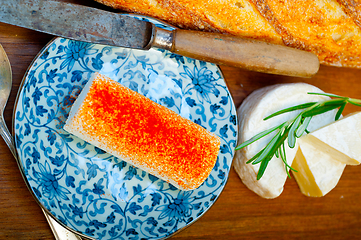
[96, 0, 361, 68]
[64, 73, 221, 191]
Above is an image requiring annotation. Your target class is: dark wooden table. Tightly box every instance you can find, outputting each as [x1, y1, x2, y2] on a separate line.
[1, 1, 361, 239]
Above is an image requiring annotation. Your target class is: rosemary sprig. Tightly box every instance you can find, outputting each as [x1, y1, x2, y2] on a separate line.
[235, 92, 361, 180]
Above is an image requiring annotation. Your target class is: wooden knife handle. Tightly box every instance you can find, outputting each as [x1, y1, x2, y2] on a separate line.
[170, 29, 319, 78]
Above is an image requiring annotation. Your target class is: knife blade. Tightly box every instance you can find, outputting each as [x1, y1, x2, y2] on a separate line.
[0, 0, 153, 49]
[0, 0, 319, 77]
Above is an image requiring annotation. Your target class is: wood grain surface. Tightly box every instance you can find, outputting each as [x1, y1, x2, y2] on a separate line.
[1, 1, 361, 239]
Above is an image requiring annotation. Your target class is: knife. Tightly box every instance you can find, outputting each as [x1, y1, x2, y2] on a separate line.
[0, 0, 319, 77]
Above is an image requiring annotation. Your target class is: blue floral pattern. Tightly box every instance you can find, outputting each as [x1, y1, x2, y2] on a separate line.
[14, 16, 237, 240]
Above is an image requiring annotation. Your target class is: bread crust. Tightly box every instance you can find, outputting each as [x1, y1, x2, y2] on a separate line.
[96, 0, 361, 68]
[253, 0, 361, 67]
[337, 0, 361, 27]
[96, 0, 283, 43]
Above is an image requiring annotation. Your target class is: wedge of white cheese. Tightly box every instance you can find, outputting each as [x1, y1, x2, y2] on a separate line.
[234, 83, 337, 199]
[292, 136, 346, 197]
[306, 111, 361, 165]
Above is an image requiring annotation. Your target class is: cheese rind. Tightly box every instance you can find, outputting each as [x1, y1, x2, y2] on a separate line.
[234, 83, 337, 198]
[308, 111, 361, 165]
[64, 73, 221, 191]
[292, 137, 346, 197]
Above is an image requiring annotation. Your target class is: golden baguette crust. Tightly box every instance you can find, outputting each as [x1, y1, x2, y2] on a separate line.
[253, 0, 361, 67]
[162, 0, 283, 43]
[96, 0, 283, 44]
[337, 0, 361, 27]
[95, 0, 208, 30]
[96, 0, 361, 68]
[64, 73, 221, 191]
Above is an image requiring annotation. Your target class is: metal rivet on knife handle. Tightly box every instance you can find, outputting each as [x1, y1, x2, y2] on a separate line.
[148, 27, 173, 51]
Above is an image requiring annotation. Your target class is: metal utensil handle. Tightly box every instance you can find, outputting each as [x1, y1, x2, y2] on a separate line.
[0, 114, 16, 157]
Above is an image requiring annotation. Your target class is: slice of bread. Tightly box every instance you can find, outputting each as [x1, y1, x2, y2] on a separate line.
[64, 72, 221, 190]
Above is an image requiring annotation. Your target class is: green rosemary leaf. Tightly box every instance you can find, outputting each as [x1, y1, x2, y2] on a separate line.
[288, 165, 298, 173]
[235, 122, 285, 150]
[335, 102, 346, 120]
[282, 143, 297, 171]
[279, 143, 291, 178]
[275, 126, 290, 149]
[257, 154, 272, 180]
[295, 116, 312, 138]
[302, 103, 344, 117]
[322, 98, 347, 106]
[308, 92, 348, 99]
[279, 142, 286, 162]
[280, 143, 298, 178]
[288, 114, 302, 148]
[252, 128, 284, 165]
[348, 98, 361, 107]
[246, 150, 263, 164]
[256, 127, 290, 179]
[264, 102, 317, 120]
[275, 147, 280, 158]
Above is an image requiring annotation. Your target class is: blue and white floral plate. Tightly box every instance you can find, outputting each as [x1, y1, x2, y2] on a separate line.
[13, 15, 238, 240]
